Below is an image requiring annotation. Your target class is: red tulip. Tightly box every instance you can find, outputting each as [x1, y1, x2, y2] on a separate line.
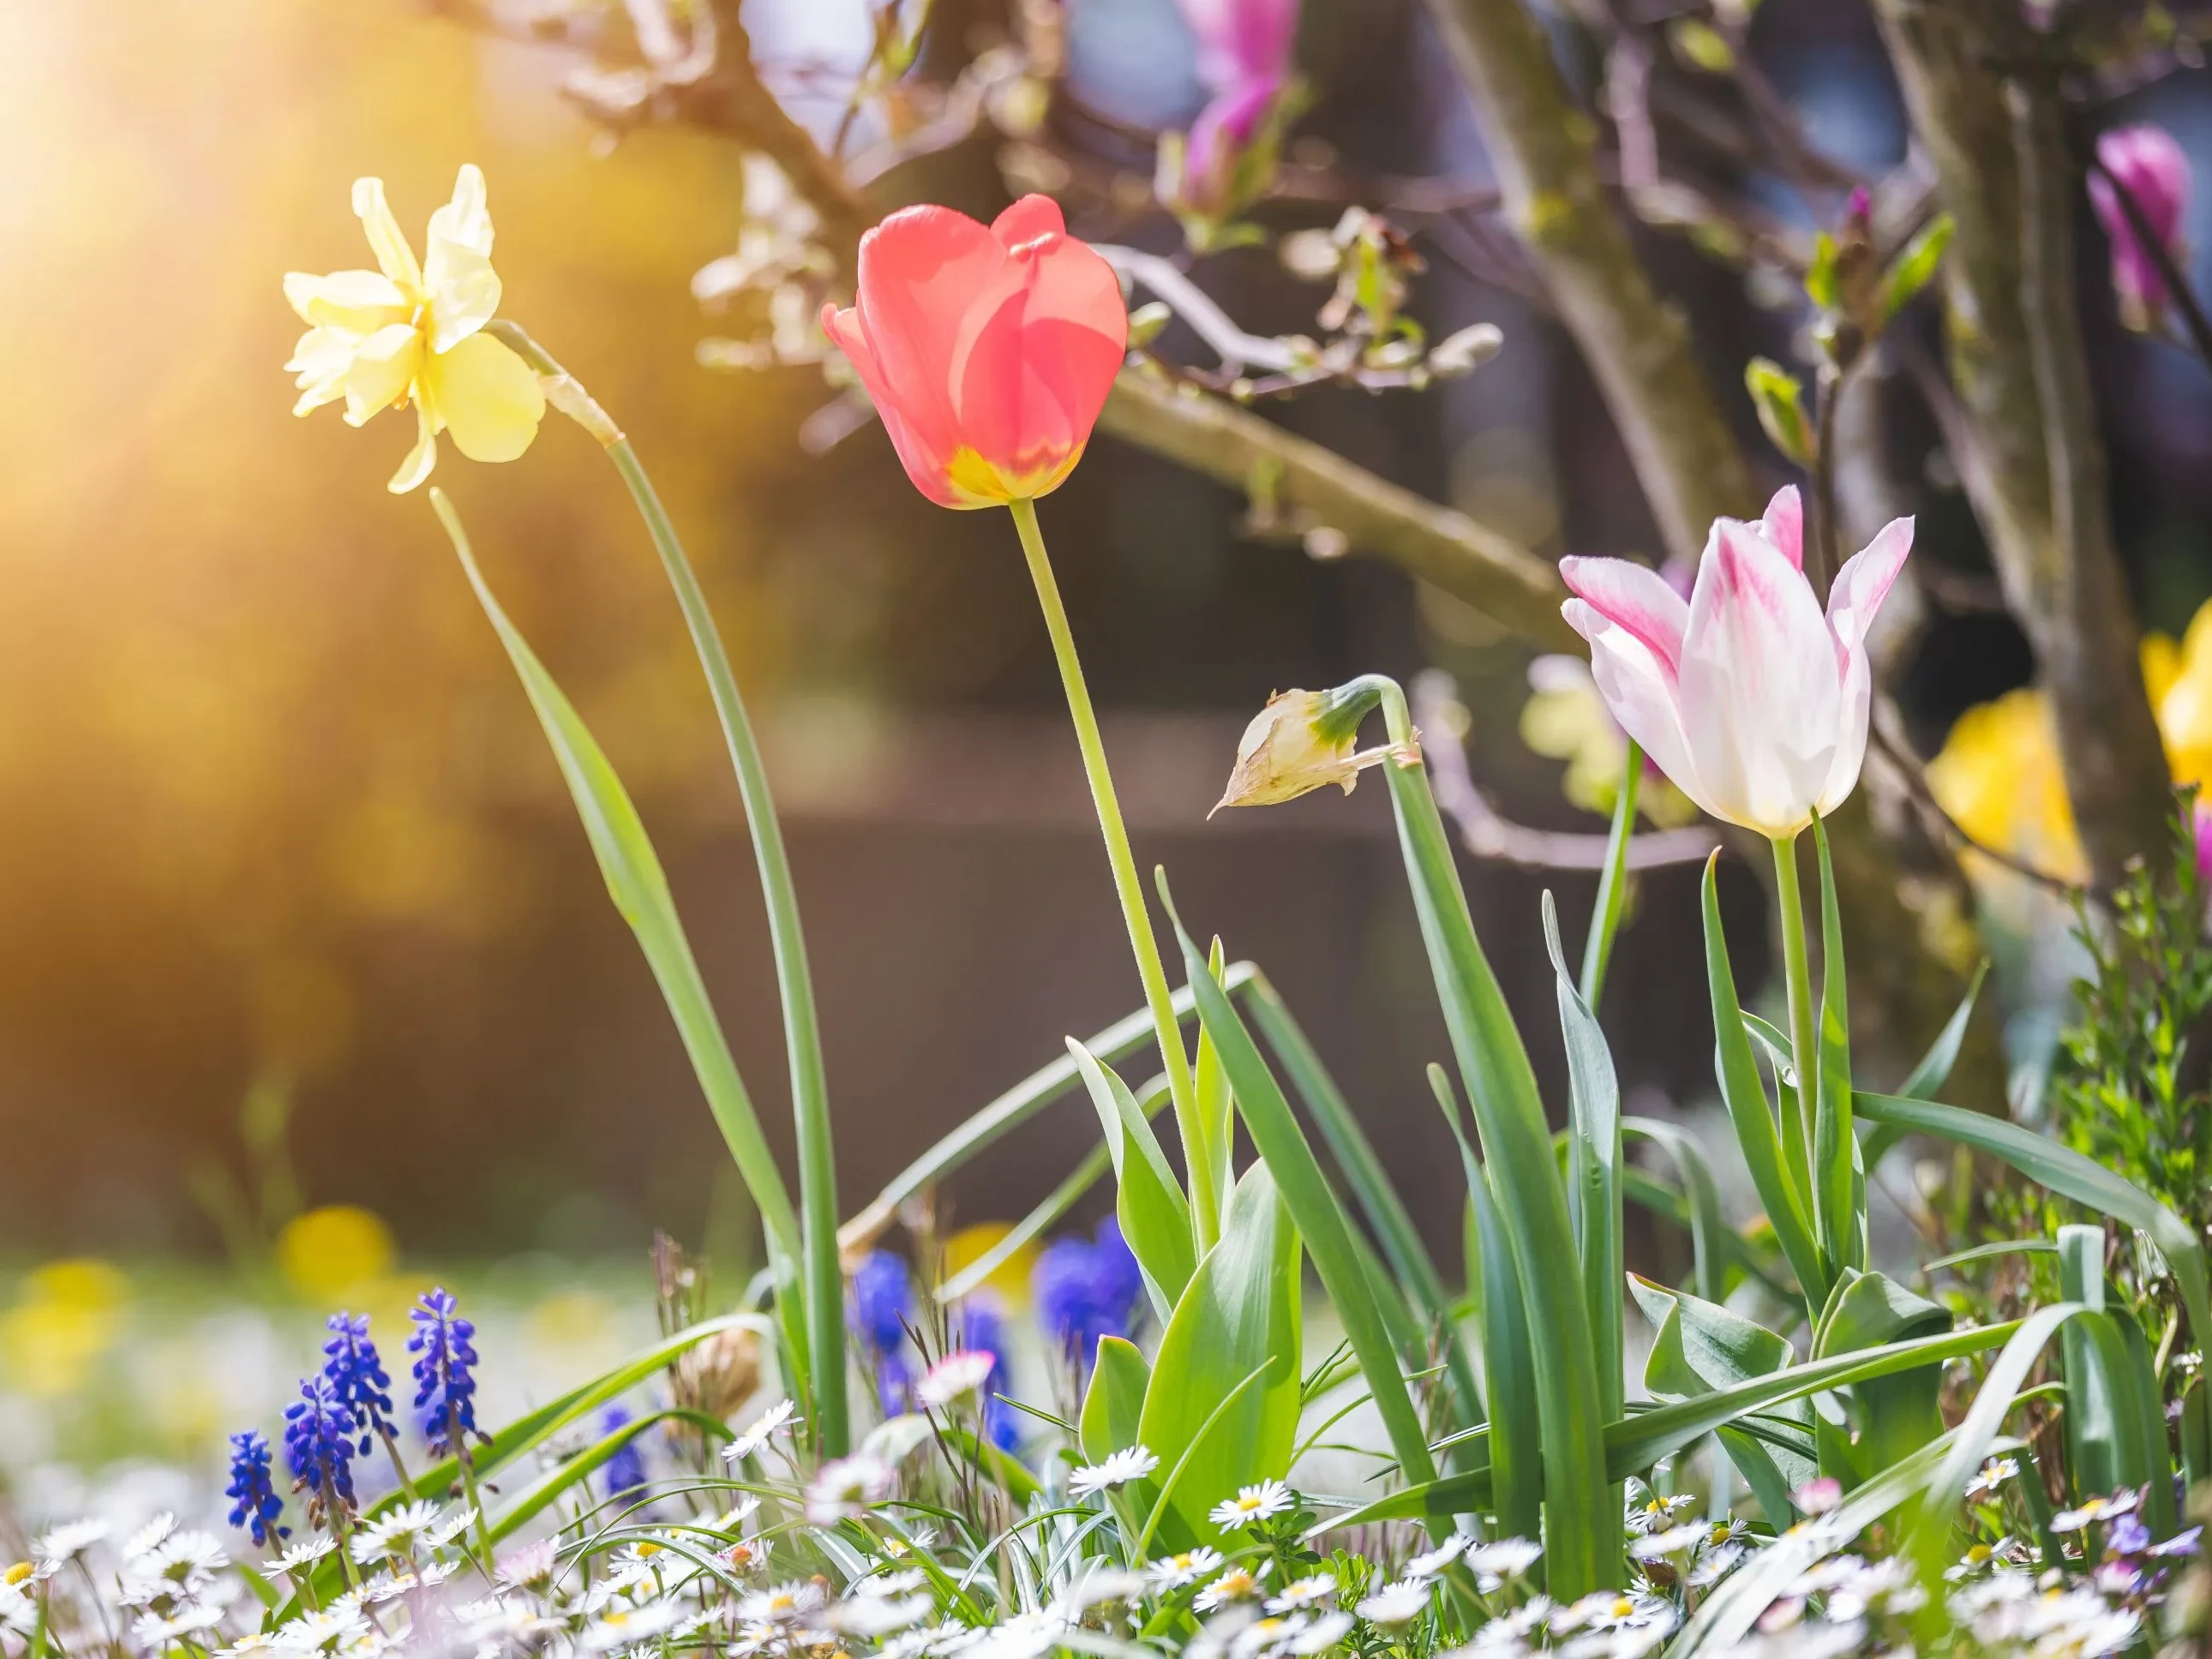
[819, 197, 1129, 508]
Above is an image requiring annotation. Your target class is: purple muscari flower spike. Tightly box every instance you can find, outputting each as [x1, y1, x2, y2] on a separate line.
[1090, 1218, 1143, 1320]
[953, 1298, 1019, 1451]
[849, 1250, 914, 1353]
[408, 1287, 481, 1457]
[282, 1376, 357, 1524]
[600, 1405, 650, 1506]
[322, 1313, 398, 1454]
[225, 1428, 289, 1546]
[2090, 125, 2191, 330]
[1033, 1218, 1148, 1372]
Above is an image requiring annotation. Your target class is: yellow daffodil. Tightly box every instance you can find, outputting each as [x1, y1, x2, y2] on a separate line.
[2149, 599, 2212, 791]
[1926, 687, 2086, 886]
[285, 165, 544, 493]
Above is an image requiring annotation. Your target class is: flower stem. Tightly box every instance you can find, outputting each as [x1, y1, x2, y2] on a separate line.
[488, 320, 848, 1461]
[1006, 498, 1211, 1249]
[1771, 833, 1819, 1184]
[1579, 739, 1642, 1009]
[603, 435, 848, 1459]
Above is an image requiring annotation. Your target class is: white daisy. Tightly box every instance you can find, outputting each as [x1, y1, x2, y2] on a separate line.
[916, 1351, 998, 1408]
[1265, 1572, 1337, 1612]
[1069, 1445, 1160, 1499]
[271, 1605, 370, 1653]
[1280, 1611, 1352, 1655]
[1963, 1455, 2020, 1500]
[1209, 1479, 1295, 1529]
[1195, 1560, 1274, 1612]
[722, 1536, 775, 1574]
[740, 1580, 827, 1625]
[709, 1497, 763, 1534]
[2053, 1488, 2140, 1531]
[124, 1514, 177, 1560]
[1404, 1535, 1469, 1578]
[1357, 1579, 1432, 1625]
[855, 1569, 930, 1598]
[1628, 1523, 1705, 1561]
[1466, 1537, 1543, 1590]
[722, 1398, 799, 1464]
[1148, 1547, 1226, 1590]
[33, 1519, 110, 1565]
[275, 1536, 337, 1574]
[832, 1595, 934, 1636]
[806, 1452, 896, 1523]
[494, 1537, 557, 1589]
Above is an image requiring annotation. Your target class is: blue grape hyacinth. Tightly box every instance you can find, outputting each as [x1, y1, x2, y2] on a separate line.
[1034, 1218, 1145, 1371]
[952, 1297, 1019, 1451]
[601, 1405, 649, 1507]
[850, 1249, 916, 1415]
[281, 1376, 357, 1526]
[408, 1287, 481, 1457]
[225, 1428, 289, 1546]
[321, 1312, 398, 1454]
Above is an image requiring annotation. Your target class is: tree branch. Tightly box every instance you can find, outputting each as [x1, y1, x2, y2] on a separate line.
[1419, 0, 1758, 563]
[1870, 0, 2170, 894]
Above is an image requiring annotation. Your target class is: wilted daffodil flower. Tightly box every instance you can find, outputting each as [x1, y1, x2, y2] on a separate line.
[285, 165, 546, 493]
[1213, 686, 1418, 814]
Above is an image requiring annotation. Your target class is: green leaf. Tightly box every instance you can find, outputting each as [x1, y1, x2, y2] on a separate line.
[429, 491, 805, 1361]
[1156, 876, 1440, 1511]
[1920, 1237, 2056, 1276]
[1877, 212, 1955, 323]
[1340, 1318, 2021, 1527]
[1069, 1039, 1196, 1321]
[1703, 854, 1825, 1311]
[1622, 1118, 1728, 1303]
[1374, 711, 1610, 1593]
[1081, 1337, 1152, 1464]
[1811, 1269, 1951, 1494]
[1580, 739, 1642, 1008]
[1897, 959, 1988, 1101]
[1545, 893, 1623, 1428]
[1744, 357, 1815, 467]
[1136, 1161, 1303, 1542]
[488, 1407, 729, 1543]
[2059, 1225, 2119, 1499]
[1435, 1064, 1538, 1542]
[1812, 818, 1860, 1278]
[1806, 231, 1841, 311]
[842, 968, 1255, 1251]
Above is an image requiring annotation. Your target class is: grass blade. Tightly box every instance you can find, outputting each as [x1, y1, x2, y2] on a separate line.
[1579, 739, 1641, 1009]
[1546, 894, 1622, 1428]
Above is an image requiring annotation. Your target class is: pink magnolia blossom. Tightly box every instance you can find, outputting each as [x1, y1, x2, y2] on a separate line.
[1560, 487, 1913, 841]
[1169, 0, 1298, 219]
[2089, 125, 2191, 332]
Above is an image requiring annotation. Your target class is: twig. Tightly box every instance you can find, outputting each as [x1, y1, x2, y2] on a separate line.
[2088, 147, 2212, 371]
[1095, 246, 1299, 375]
[1807, 360, 1851, 602]
[1409, 673, 1720, 871]
[1866, 722, 2088, 902]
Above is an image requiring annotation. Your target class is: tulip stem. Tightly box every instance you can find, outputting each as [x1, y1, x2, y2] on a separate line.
[1007, 497, 1214, 1251]
[1771, 832, 1819, 1200]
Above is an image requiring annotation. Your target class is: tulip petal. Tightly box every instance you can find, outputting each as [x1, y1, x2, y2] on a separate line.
[1676, 518, 1841, 835]
[1562, 598, 1702, 812]
[351, 178, 423, 294]
[1557, 556, 1688, 678]
[848, 206, 1009, 497]
[1814, 515, 1913, 814]
[1759, 485, 1804, 572]
[342, 323, 423, 427]
[991, 194, 1068, 252]
[425, 332, 546, 464]
[821, 301, 968, 509]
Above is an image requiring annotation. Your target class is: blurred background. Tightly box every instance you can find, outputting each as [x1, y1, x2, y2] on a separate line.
[0, 0, 2208, 1480]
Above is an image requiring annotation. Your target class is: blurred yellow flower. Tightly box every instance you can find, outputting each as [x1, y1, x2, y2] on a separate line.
[1519, 656, 1699, 828]
[285, 165, 544, 493]
[2150, 600, 2212, 792]
[275, 1204, 396, 1303]
[1926, 687, 2086, 886]
[0, 1258, 129, 1398]
[944, 1222, 1037, 1305]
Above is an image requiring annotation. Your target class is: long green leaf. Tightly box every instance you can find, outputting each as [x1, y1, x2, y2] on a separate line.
[1546, 894, 1622, 1428]
[1155, 877, 1440, 1512]
[1370, 680, 1609, 1595]
[1812, 818, 1859, 1278]
[1702, 853, 1825, 1312]
[1898, 960, 1989, 1101]
[430, 494, 805, 1356]
[1069, 1040, 1196, 1321]
[1136, 1161, 1303, 1542]
[1622, 1118, 1725, 1304]
[488, 1407, 730, 1543]
[1579, 738, 1641, 1009]
[1192, 939, 1236, 1243]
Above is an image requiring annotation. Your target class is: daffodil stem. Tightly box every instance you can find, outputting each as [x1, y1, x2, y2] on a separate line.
[602, 434, 848, 1463]
[1771, 833, 1819, 1183]
[1007, 498, 1212, 1249]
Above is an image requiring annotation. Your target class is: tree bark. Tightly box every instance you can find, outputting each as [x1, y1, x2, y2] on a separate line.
[1419, 0, 1756, 566]
[1870, 0, 2171, 893]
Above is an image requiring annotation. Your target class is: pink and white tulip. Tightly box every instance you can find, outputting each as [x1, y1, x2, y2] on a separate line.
[1559, 488, 1912, 841]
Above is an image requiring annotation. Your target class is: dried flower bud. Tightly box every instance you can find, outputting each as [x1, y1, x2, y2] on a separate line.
[1212, 686, 1418, 815]
[1428, 322, 1503, 378]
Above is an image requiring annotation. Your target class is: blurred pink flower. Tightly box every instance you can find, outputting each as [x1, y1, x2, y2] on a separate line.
[2194, 797, 2212, 881]
[1164, 0, 1299, 228]
[2089, 125, 2191, 332]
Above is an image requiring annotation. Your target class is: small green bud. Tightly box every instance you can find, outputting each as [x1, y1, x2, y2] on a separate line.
[1744, 356, 1815, 467]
